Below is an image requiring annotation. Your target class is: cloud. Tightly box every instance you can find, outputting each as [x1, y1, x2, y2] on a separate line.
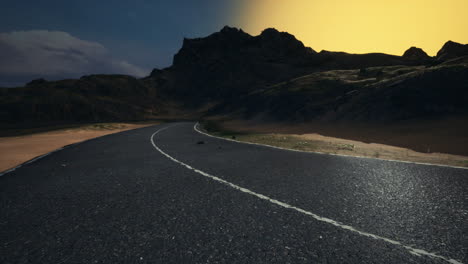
[0, 30, 149, 86]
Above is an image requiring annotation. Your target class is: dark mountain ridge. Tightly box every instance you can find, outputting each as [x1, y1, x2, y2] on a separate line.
[1, 26, 468, 126]
[151, 26, 434, 104]
[402, 47, 431, 61]
[1, 75, 159, 125]
[437, 40, 468, 61]
[155, 26, 318, 103]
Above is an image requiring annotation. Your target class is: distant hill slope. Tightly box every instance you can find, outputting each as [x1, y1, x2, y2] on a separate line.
[217, 63, 468, 122]
[0, 75, 160, 125]
[436, 41, 468, 61]
[1, 26, 467, 126]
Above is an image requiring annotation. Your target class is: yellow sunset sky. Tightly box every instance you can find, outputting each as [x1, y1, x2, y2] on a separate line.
[233, 0, 468, 56]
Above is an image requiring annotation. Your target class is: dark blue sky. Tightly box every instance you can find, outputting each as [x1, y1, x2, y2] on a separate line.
[0, 0, 244, 86]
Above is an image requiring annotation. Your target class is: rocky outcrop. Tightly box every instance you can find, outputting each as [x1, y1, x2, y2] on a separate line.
[403, 47, 431, 61]
[257, 28, 316, 56]
[436, 41, 468, 61]
[166, 26, 319, 103]
[173, 26, 252, 68]
[173, 26, 315, 69]
[157, 26, 429, 104]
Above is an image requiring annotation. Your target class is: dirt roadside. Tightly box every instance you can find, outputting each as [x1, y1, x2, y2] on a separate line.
[0, 122, 159, 173]
[204, 119, 468, 168]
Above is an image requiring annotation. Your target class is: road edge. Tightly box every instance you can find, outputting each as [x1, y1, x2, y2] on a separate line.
[0, 124, 162, 177]
[194, 122, 468, 170]
[151, 123, 463, 264]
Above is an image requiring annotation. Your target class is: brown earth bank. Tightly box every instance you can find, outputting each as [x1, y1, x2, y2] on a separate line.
[203, 117, 468, 168]
[0, 122, 160, 173]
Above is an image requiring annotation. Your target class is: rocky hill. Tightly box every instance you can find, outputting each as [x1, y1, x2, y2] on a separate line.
[402, 47, 431, 62]
[436, 41, 468, 61]
[148, 26, 430, 105]
[217, 63, 468, 122]
[0, 75, 160, 126]
[151, 26, 318, 104]
[1, 26, 467, 126]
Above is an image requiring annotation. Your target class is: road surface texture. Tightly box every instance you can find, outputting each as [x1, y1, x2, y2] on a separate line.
[1, 122, 466, 263]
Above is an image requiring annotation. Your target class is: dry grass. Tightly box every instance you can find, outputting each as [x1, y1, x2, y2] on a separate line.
[205, 119, 468, 168]
[229, 133, 468, 168]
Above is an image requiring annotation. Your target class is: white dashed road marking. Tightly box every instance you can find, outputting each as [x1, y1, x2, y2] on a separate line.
[151, 124, 463, 264]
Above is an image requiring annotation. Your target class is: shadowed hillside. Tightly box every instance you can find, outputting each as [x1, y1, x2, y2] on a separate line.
[146, 26, 432, 105]
[0, 75, 161, 126]
[211, 63, 468, 122]
[1, 26, 468, 128]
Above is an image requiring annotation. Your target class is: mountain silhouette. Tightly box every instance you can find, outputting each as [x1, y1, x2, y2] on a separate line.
[402, 47, 431, 61]
[1, 26, 467, 126]
[149, 26, 433, 105]
[437, 41, 468, 61]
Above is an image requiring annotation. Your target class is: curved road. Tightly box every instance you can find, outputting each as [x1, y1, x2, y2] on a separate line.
[1, 122, 467, 263]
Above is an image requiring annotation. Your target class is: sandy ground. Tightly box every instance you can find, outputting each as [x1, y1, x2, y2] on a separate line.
[292, 133, 468, 167]
[213, 119, 468, 168]
[0, 123, 159, 173]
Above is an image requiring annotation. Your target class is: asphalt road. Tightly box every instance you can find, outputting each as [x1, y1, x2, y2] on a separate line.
[1, 122, 467, 263]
